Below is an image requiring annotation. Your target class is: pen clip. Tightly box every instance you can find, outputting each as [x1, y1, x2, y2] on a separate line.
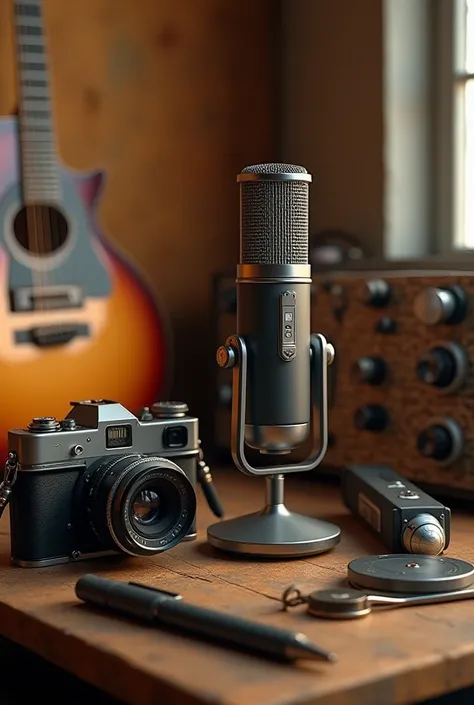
[128, 582, 183, 600]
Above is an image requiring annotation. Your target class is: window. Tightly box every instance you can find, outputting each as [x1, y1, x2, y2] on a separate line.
[447, 0, 474, 248]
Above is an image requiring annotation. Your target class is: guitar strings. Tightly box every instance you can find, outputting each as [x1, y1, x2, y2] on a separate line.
[16, 4, 40, 308]
[16, 0, 52, 312]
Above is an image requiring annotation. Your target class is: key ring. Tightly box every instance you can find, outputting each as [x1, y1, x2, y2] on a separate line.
[280, 580, 474, 620]
[281, 585, 309, 609]
[281, 583, 374, 619]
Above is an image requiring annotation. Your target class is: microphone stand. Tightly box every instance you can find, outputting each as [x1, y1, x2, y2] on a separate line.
[207, 333, 341, 558]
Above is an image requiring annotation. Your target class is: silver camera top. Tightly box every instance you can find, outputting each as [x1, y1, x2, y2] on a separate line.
[8, 399, 199, 468]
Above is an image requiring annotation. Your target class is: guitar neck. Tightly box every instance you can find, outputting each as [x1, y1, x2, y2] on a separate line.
[13, 0, 60, 204]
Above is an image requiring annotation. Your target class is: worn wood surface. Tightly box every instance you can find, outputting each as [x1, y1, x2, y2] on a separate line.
[1, 470, 474, 705]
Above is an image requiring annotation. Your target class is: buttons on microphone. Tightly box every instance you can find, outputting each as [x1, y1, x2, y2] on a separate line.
[279, 290, 297, 362]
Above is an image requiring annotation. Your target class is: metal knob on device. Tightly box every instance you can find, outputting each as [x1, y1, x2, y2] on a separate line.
[401, 513, 446, 555]
[28, 416, 61, 433]
[354, 405, 389, 431]
[351, 356, 387, 385]
[415, 342, 468, 393]
[363, 279, 392, 307]
[417, 418, 464, 465]
[326, 343, 335, 365]
[413, 286, 467, 325]
[216, 345, 236, 369]
[417, 425, 453, 461]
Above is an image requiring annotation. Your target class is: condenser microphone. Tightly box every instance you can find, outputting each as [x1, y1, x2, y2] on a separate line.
[207, 163, 341, 558]
[236, 163, 313, 454]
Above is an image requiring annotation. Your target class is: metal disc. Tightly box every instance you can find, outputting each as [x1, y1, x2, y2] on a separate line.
[348, 554, 474, 594]
[307, 588, 371, 619]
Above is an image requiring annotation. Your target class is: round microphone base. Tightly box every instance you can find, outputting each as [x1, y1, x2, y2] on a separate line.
[207, 509, 341, 558]
[207, 474, 341, 558]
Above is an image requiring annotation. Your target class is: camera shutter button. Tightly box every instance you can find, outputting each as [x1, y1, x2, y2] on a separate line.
[151, 401, 189, 418]
[28, 416, 61, 432]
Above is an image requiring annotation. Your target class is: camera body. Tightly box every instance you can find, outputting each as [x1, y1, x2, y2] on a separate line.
[8, 399, 199, 567]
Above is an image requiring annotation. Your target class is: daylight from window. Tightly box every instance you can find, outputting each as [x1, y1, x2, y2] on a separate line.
[458, 0, 474, 247]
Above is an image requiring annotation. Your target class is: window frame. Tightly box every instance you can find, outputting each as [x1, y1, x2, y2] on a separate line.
[434, 0, 474, 255]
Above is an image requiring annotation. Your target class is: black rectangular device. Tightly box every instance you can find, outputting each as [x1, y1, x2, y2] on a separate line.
[341, 465, 451, 555]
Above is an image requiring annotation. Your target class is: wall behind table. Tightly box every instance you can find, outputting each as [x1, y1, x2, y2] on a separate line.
[280, 0, 384, 256]
[0, 0, 276, 439]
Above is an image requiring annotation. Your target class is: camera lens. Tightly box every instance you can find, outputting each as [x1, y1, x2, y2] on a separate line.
[83, 455, 196, 556]
[163, 425, 188, 449]
[132, 489, 161, 524]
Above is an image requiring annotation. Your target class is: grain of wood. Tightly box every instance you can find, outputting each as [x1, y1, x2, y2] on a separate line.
[1, 471, 474, 705]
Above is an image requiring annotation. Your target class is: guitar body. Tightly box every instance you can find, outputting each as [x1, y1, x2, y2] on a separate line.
[0, 116, 170, 457]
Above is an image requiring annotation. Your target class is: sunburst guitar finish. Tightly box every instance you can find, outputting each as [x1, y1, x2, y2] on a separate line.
[0, 116, 169, 459]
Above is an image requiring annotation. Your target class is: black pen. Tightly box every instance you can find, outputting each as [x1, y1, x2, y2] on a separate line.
[75, 574, 337, 664]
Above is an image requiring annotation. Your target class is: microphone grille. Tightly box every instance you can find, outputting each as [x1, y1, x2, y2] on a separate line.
[238, 163, 310, 265]
[241, 163, 308, 175]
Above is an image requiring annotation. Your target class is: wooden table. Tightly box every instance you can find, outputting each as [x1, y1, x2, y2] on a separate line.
[1, 469, 474, 705]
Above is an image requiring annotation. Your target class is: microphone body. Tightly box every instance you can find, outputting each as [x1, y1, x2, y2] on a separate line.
[207, 162, 341, 557]
[238, 274, 311, 453]
[237, 163, 312, 454]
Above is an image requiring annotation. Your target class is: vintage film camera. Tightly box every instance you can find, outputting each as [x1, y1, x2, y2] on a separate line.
[6, 399, 200, 567]
[213, 263, 474, 499]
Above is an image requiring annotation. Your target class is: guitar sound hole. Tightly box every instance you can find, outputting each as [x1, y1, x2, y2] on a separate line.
[13, 205, 68, 256]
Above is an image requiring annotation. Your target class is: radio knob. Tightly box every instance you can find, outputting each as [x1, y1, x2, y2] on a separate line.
[351, 356, 387, 385]
[416, 347, 457, 388]
[413, 285, 467, 325]
[416, 342, 467, 392]
[354, 405, 389, 431]
[363, 279, 392, 308]
[417, 418, 464, 464]
[417, 425, 453, 461]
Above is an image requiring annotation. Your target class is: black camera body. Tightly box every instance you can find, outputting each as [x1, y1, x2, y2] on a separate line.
[7, 399, 199, 567]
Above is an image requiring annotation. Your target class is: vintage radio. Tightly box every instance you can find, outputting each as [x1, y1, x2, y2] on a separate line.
[213, 263, 474, 499]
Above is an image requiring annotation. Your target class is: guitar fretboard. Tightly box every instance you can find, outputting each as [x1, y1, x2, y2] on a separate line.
[14, 0, 60, 204]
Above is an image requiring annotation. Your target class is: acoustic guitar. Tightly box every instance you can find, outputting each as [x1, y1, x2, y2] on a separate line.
[0, 0, 171, 457]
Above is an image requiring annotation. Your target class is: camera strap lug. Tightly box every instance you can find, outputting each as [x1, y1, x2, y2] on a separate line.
[0, 452, 19, 520]
[196, 441, 225, 518]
